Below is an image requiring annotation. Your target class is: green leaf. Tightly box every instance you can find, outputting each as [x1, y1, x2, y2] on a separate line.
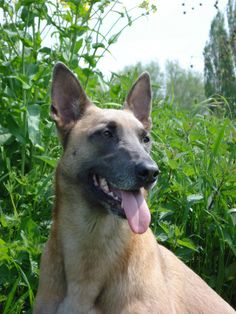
[156, 233, 168, 242]
[92, 42, 105, 49]
[20, 36, 33, 47]
[187, 194, 204, 204]
[34, 155, 57, 168]
[224, 231, 236, 256]
[82, 54, 96, 67]
[74, 38, 83, 53]
[39, 47, 52, 54]
[0, 239, 9, 261]
[208, 120, 228, 171]
[3, 277, 20, 314]
[0, 126, 12, 145]
[212, 120, 228, 157]
[27, 104, 41, 145]
[108, 32, 121, 45]
[7, 75, 31, 90]
[168, 159, 178, 169]
[177, 238, 198, 251]
[5, 117, 25, 143]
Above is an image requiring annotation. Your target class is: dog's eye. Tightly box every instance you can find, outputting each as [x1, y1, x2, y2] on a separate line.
[103, 129, 113, 138]
[143, 135, 150, 143]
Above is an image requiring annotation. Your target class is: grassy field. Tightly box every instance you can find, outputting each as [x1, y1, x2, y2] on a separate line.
[0, 1, 236, 312]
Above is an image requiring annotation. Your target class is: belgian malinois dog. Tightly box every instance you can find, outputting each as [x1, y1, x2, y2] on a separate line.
[34, 63, 235, 314]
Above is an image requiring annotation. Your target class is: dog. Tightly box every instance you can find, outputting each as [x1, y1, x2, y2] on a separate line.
[34, 63, 235, 314]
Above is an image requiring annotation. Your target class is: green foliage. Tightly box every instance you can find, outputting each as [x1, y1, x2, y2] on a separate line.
[0, 0, 235, 312]
[204, 10, 236, 117]
[150, 102, 236, 306]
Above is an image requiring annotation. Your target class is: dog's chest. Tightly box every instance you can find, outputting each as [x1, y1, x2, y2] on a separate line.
[61, 218, 128, 280]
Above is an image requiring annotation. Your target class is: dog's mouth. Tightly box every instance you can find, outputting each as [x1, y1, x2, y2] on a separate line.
[90, 173, 151, 234]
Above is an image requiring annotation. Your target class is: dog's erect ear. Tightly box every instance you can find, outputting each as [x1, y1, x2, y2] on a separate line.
[124, 72, 152, 130]
[51, 62, 91, 129]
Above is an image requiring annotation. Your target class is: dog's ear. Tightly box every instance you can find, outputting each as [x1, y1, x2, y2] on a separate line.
[51, 62, 91, 131]
[124, 72, 152, 130]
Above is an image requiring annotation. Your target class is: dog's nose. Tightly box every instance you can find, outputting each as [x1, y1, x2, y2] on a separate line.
[136, 162, 160, 184]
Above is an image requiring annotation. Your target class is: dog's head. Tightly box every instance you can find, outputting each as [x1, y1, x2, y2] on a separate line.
[51, 63, 159, 234]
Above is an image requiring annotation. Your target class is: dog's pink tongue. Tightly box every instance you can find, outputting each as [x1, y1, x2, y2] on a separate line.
[121, 190, 151, 234]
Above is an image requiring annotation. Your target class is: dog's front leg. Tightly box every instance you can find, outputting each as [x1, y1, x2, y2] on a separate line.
[34, 231, 66, 314]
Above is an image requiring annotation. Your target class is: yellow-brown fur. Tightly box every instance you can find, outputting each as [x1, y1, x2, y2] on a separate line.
[34, 63, 235, 314]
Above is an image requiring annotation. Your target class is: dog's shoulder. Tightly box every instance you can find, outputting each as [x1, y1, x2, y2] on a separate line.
[158, 244, 235, 313]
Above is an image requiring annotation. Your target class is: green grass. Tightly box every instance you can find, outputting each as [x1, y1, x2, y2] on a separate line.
[150, 102, 236, 306]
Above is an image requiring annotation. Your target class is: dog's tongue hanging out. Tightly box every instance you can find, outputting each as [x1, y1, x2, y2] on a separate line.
[121, 190, 151, 234]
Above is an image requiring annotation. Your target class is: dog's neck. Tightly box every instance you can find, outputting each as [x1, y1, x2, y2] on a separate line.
[54, 169, 134, 251]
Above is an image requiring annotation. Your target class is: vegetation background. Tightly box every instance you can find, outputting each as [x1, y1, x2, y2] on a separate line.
[0, 0, 235, 313]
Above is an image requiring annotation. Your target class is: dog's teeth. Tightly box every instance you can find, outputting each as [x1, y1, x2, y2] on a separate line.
[110, 191, 118, 201]
[93, 174, 98, 186]
[93, 175, 98, 186]
[100, 178, 106, 187]
[100, 178, 109, 193]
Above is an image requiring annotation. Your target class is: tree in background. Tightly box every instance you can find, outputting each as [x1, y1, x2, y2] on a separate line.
[122, 61, 164, 100]
[120, 60, 205, 109]
[204, 11, 236, 117]
[227, 0, 236, 68]
[165, 60, 205, 108]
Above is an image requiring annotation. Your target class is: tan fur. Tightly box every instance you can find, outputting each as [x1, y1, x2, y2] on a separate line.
[34, 66, 235, 314]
